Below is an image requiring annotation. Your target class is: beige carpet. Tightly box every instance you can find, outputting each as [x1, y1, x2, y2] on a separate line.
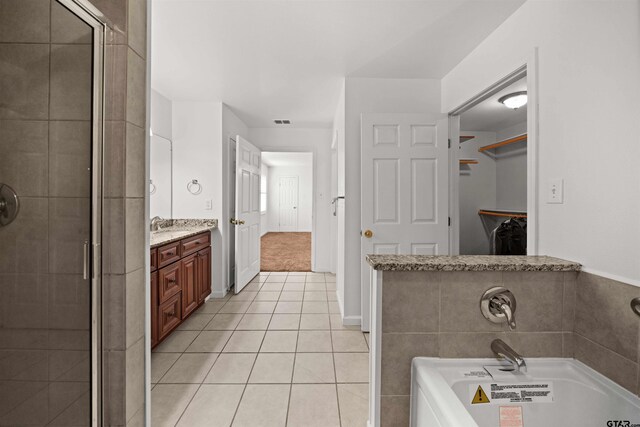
[261, 232, 311, 272]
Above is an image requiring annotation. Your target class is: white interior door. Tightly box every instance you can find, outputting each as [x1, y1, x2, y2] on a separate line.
[234, 136, 261, 293]
[278, 176, 299, 232]
[361, 113, 449, 330]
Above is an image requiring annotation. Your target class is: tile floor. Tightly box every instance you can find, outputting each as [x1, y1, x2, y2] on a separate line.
[151, 272, 370, 427]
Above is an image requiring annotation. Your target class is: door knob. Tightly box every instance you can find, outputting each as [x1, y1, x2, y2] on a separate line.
[363, 229, 373, 238]
[230, 218, 244, 225]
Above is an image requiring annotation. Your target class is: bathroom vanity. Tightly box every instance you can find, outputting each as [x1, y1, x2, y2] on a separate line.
[150, 220, 218, 348]
[365, 255, 582, 427]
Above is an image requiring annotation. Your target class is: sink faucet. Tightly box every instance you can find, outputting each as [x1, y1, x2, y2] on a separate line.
[491, 339, 527, 373]
[150, 216, 163, 232]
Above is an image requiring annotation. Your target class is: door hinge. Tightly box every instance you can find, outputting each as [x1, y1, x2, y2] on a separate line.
[448, 139, 451, 149]
[448, 217, 451, 227]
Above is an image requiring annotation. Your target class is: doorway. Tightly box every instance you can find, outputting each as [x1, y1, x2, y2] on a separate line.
[449, 64, 538, 256]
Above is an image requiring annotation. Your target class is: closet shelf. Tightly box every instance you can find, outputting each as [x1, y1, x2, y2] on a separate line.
[478, 134, 527, 153]
[478, 209, 527, 219]
[460, 135, 475, 143]
[459, 159, 479, 165]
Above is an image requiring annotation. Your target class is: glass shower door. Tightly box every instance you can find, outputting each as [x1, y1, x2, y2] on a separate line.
[0, 1, 103, 425]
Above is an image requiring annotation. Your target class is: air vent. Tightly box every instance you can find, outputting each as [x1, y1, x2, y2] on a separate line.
[273, 119, 291, 125]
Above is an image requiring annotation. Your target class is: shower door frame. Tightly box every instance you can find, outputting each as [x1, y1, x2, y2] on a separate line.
[53, 0, 109, 425]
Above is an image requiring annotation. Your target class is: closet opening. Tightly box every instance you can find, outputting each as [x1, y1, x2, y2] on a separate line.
[449, 64, 538, 256]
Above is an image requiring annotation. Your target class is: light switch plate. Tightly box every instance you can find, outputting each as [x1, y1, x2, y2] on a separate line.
[547, 179, 564, 204]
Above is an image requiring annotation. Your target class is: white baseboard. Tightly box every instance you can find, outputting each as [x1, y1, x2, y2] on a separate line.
[342, 315, 361, 326]
[211, 289, 227, 299]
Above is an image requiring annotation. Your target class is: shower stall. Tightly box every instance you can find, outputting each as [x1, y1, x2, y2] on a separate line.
[0, 0, 108, 424]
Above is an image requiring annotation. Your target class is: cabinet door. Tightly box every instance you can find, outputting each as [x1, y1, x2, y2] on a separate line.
[158, 293, 182, 341]
[181, 253, 199, 318]
[151, 271, 158, 348]
[197, 247, 212, 303]
[158, 262, 181, 304]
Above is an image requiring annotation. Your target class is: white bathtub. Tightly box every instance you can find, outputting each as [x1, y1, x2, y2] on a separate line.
[410, 358, 640, 427]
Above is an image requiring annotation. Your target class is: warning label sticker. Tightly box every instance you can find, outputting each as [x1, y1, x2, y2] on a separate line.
[469, 382, 554, 405]
[499, 406, 524, 427]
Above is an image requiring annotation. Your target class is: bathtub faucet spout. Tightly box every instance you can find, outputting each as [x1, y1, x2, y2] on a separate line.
[491, 339, 527, 373]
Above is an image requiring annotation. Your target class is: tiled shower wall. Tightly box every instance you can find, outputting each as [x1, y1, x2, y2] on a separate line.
[378, 270, 640, 426]
[0, 0, 147, 425]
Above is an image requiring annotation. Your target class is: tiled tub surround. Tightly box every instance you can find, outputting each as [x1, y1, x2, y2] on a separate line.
[150, 219, 218, 248]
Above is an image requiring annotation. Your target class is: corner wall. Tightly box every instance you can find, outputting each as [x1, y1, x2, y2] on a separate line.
[442, 1, 640, 286]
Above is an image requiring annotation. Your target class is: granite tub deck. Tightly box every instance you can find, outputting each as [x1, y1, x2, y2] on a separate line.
[366, 255, 581, 272]
[150, 219, 218, 248]
[366, 255, 583, 427]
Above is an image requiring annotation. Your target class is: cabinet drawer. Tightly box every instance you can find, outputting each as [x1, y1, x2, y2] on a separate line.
[181, 232, 210, 257]
[150, 248, 158, 272]
[158, 241, 181, 268]
[158, 293, 182, 341]
[158, 262, 181, 304]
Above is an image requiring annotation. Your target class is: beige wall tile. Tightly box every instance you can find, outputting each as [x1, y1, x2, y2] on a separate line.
[104, 45, 127, 121]
[562, 272, 577, 331]
[440, 271, 503, 332]
[382, 271, 439, 332]
[125, 48, 146, 128]
[124, 198, 145, 273]
[48, 273, 89, 331]
[51, 0, 92, 44]
[103, 198, 125, 274]
[503, 271, 564, 332]
[49, 120, 91, 197]
[125, 338, 145, 422]
[87, 0, 127, 37]
[125, 268, 145, 347]
[50, 44, 92, 120]
[127, 0, 147, 58]
[380, 395, 409, 427]
[0, 0, 50, 43]
[0, 120, 48, 197]
[125, 123, 146, 198]
[0, 198, 48, 274]
[0, 44, 49, 120]
[381, 333, 438, 395]
[48, 197, 90, 274]
[575, 272, 640, 361]
[574, 333, 638, 394]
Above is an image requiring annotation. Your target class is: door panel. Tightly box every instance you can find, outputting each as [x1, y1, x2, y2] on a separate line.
[278, 176, 299, 231]
[234, 136, 261, 292]
[361, 113, 449, 331]
[181, 254, 198, 318]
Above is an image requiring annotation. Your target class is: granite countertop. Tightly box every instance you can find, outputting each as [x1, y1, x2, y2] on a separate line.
[150, 219, 218, 248]
[366, 255, 581, 272]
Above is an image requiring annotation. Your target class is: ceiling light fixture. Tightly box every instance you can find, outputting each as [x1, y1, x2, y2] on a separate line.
[498, 91, 528, 109]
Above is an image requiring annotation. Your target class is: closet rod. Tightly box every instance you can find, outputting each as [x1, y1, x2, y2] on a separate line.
[478, 134, 527, 153]
[478, 209, 527, 219]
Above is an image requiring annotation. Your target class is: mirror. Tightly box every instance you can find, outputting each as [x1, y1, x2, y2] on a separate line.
[150, 134, 172, 218]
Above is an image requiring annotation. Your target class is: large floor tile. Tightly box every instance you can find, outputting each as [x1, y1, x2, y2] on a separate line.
[297, 331, 332, 352]
[150, 352, 180, 383]
[337, 383, 369, 427]
[223, 331, 265, 353]
[279, 291, 304, 301]
[268, 314, 300, 330]
[197, 301, 226, 314]
[292, 353, 335, 383]
[232, 384, 290, 427]
[248, 353, 294, 383]
[236, 314, 271, 330]
[245, 301, 277, 314]
[205, 313, 243, 330]
[329, 314, 360, 331]
[204, 353, 256, 384]
[305, 276, 326, 283]
[300, 314, 330, 330]
[185, 331, 233, 353]
[176, 314, 214, 331]
[334, 353, 369, 383]
[150, 384, 199, 427]
[302, 301, 329, 314]
[274, 301, 302, 314]
[332, 331, 369, 352]
[218, 301, 251, 314]
[283, 283, 305, 291]
[228, 291, 258, 302]
[177, 384, 244, 427]
[261, 283, 285, 292]
[287, 384, 340, 427]
[160, 352, 219, 384]
[305, 283, 327, 291]
[254, 291, 281, 301]
[153, 331, 199, 353]
[260, 331, 298, 352]
[304, 291, 328, 301]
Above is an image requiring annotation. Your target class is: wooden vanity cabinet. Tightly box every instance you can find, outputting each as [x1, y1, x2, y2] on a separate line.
[151, 231, 212, 349]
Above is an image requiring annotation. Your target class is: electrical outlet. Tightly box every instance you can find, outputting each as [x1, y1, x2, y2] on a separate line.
[547, 179, 564, 204]
[204, 199, 212, 210]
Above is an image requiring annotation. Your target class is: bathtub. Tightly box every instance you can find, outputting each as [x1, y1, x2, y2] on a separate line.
[410, 358, 640, 427]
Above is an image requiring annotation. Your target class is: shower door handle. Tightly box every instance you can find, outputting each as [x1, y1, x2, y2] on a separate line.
[83, 240, 90, 280]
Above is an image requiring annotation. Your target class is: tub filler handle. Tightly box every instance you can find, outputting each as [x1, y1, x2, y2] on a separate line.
[480, 287, 517, 330]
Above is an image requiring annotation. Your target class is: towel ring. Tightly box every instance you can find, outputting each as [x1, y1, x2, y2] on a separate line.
[187, 179, 202, 195]
[149, 179, 156, 195]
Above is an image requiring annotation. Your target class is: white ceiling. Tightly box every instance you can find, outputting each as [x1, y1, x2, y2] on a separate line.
[460, 76, 527, 132]
[262, 152, 313, 168]
[151, 0, 525, 128]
